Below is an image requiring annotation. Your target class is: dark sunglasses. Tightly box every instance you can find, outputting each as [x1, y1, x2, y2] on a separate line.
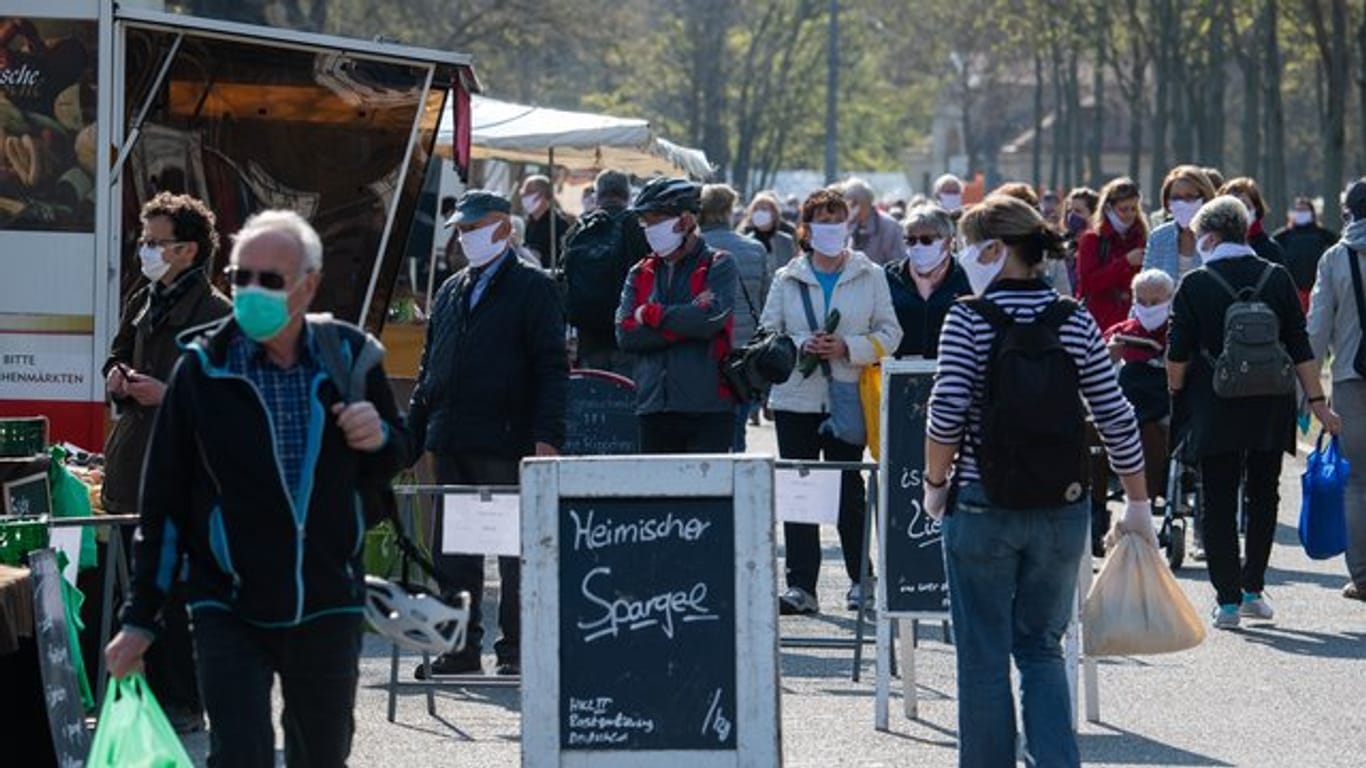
[905, 235, 941, 246]
[226, 266, 289, 290]
[139, 238, 185, 249]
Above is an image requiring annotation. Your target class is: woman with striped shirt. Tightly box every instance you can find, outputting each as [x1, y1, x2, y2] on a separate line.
[923, 195, 1152, 768]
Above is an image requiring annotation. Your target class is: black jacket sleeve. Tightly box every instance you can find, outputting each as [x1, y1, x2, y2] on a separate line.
[119, 354, 195, 634]
[525, 273, 569, 449]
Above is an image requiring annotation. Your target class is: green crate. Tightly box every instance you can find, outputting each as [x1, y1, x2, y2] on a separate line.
[0, 517, 49, 567]
[0, 417, 47, 458]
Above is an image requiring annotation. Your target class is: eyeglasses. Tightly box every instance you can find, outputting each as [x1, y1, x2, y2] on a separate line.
[905, 235, 941, 246]
[225, 266, 289, 290]
[139, 238, 185, 249]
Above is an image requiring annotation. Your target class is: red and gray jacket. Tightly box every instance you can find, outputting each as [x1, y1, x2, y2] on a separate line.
[615, 235, 738, 415]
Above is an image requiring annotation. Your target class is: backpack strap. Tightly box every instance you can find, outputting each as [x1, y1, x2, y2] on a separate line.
[960, 296, 1014, 332]
[1250, 262, 1277, 299]
[1037, 297, 1080, 331]
[1201, 263, 1241, 301]
[736, 274, 760, 325]
[797, 281, 832, 378]
[1347, 247, 1366, 338]
[309, 314, 385, 404]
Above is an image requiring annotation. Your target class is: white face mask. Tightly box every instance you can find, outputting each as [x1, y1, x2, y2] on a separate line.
[138, 244, 172, 282]
[958, 240, 1006, 295]
[938, 193, 963, 213]
[644, 217, 685, 256]
[1169, 199, 1202, 230]
[1132, 301, 1171, 331]
[1195, 233, 1217, 262]
[750, 208, 774, 230]
[907, 240, 948, 273]
[521, 193, 542, 215]
[1105, 208, 1131, 235]
[459, 221, 509, 268]
[808, 222, 848, 256]
[1293, 210, 1313, 226]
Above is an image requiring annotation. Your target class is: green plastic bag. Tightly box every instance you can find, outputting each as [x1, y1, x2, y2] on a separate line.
[55, 550, 94, 710]
[87, 674, 194, 768]
[48, 446, 97, 569]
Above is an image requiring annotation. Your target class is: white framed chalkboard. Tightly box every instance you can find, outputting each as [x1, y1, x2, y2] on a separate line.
[876, 359, 947, 619]
[521, 455, 781, 768]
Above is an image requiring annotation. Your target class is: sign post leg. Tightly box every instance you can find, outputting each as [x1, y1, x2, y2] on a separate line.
[900, 618, 918, 719]
[875, 608, 890, 730]
[1080, 549, 1100, 723]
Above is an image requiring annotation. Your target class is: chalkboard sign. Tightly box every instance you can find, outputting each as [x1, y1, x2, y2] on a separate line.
[522, 456, 780, 768]
[562, 371, 640, 456]
[558, 496, 735, 750]
[879, 360, 949, 617]
[30, 548, 89, 767]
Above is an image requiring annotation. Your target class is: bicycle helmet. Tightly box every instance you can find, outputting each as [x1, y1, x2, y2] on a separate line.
[364, 576, 471, 655]
[630, 177, 701, 215]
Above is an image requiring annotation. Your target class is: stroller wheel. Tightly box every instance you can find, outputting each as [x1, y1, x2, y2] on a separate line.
[1167, 519, 1186, 570]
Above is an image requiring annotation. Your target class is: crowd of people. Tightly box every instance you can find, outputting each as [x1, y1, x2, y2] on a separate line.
[94, 162, 1366, 765]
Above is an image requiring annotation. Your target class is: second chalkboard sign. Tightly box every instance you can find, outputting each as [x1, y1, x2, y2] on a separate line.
[562, 371, 640, 456]
[878, 360, 949, 617]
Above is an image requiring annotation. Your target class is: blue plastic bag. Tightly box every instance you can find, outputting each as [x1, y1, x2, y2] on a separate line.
[1299, 431, 1350, 560]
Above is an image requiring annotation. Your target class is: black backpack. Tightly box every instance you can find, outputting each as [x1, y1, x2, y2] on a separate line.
[563, 208, 629, 333]
[1201, 264, 1295, 399]
[965, 297, 1089, 509]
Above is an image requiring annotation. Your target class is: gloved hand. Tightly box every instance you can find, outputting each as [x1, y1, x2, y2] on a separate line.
[924, 478, 949, 521]
[1118, 499, 1158, 547]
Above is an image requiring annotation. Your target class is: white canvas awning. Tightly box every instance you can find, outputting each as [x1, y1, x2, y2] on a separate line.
[437, 95, 712, 179]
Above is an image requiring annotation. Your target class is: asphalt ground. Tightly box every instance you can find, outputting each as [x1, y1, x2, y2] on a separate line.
[175, 419, 1366, 767]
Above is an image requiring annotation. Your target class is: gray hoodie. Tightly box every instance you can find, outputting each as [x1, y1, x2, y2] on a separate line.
[1307, 220, 1366, 382]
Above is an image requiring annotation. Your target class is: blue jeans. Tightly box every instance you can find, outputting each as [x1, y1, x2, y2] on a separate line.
[943, 482, 1088, 768]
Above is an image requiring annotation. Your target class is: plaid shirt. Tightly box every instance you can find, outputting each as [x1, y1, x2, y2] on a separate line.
[226, 330, 320, 498]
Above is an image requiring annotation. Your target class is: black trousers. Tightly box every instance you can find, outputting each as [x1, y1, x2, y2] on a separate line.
[639, 411, 733, 454]
[432, 453, 521, 664]
[191, 611, 361, 768]
[774, 410, 870, 593]
[1199, 449, 1282, 606]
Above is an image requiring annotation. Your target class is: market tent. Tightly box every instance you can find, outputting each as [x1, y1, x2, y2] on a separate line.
[436, 95, 712, 179]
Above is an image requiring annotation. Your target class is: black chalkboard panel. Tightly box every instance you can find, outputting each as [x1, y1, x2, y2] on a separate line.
[30, 548, 90, 766]
[562, 371, 640, 456]
[558, 496, 737, 751]
[882, 367, 949, 615]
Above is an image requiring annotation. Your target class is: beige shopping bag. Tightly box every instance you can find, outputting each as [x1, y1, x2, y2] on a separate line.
[1083, 527, 1206, 656]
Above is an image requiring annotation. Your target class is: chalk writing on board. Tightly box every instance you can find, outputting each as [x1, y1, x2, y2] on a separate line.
[701, 687, 733, 743]
[578, 567, 718, 642]
[883, 366, 950, 614]
[568, 507, 712, 551]
[566, 697, 657, 746]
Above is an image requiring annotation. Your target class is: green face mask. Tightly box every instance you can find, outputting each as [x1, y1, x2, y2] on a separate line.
[233, 285, 292, 341]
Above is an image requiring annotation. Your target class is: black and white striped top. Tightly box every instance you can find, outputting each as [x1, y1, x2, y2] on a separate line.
[927, 279, 1144, 483]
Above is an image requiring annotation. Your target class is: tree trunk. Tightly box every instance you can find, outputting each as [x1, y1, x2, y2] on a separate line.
[1090, 2, 1108, 186]
[1033, 50, 1045, 186]
[1305, 0, 1349, 230]
[1236, 4, 1262, 179]
[1150, 0, 1171, 191]
[1051, 39, 1064, 189]
[1205, 11, 1226, 168]
[1262, 0, 1287, 221]
[1357, 14, 1366, 172]
[1068, 50, 1084, 185]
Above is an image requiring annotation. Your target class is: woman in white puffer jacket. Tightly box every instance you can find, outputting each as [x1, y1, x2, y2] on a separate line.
[759, 188, 903, 616]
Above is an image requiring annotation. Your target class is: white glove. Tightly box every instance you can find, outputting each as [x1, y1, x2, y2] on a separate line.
[1119, 499, 1158, 546]
[923, 478, 949, 521]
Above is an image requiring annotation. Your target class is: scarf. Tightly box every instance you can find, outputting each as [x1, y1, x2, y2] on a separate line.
[1200, 241, 1257, 265]
[145, 266, 205, 331]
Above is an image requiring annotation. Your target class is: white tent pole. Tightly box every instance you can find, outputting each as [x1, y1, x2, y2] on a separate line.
[549, 146, 559, 271]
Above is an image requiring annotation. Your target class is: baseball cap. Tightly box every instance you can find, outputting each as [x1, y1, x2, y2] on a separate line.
[444, 190, 512, 227]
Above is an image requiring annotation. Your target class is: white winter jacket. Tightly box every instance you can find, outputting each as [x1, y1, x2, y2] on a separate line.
[759, 251, 903, 414]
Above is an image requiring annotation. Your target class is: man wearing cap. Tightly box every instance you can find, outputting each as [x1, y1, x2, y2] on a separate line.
[407, 190, 568, 677]
[1307, 177, 1366, 604]
[616, 177, 740, 453]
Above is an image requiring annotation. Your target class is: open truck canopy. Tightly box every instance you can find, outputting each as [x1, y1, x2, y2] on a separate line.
[0, 1, 478, 449]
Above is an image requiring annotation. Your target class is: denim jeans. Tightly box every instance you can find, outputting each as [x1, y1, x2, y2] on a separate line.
[943, 482, 1088, 768]
[191, 610, 362, 768]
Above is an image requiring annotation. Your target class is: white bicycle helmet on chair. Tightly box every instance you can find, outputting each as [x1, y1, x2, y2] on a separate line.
[364, 576, 471, 655]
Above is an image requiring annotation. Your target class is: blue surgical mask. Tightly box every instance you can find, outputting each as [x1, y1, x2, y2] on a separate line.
[233, 285, 292, 342]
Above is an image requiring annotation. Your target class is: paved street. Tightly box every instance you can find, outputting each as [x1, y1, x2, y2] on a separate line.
[178, 421, 1366, 766]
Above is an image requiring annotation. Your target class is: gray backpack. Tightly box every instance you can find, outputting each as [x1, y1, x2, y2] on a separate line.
[1202, 264, 1295, 399]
